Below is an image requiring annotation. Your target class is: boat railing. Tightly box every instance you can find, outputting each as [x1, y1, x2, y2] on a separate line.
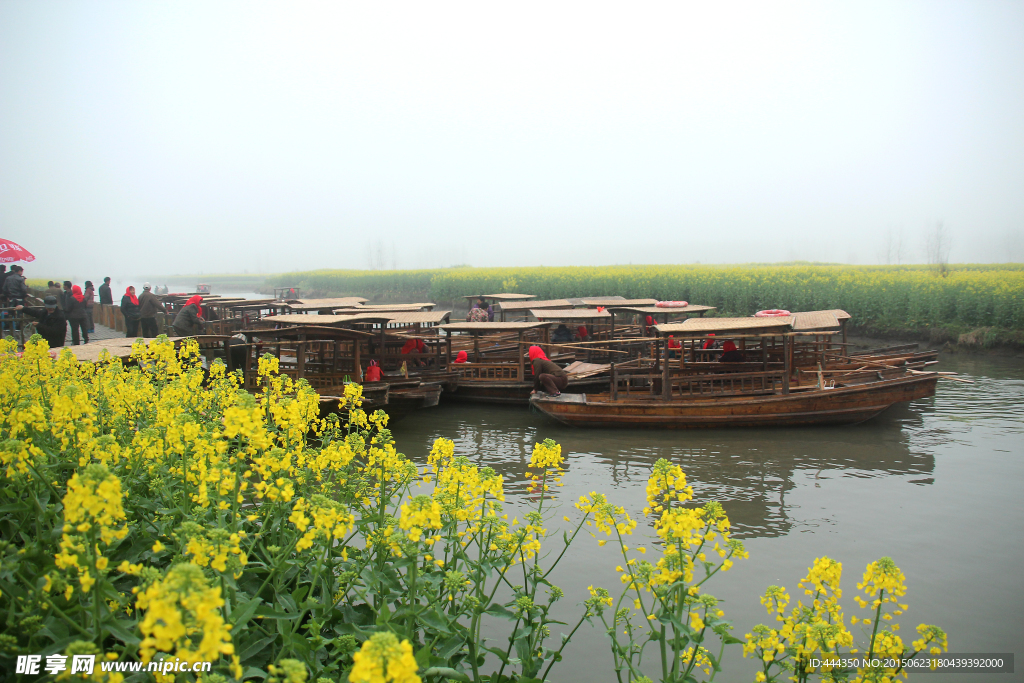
[669, 370, 786, 398]
[452, 363, 522, 382]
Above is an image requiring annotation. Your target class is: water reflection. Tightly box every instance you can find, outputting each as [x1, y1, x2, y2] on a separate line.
[394, 397, 940, 539]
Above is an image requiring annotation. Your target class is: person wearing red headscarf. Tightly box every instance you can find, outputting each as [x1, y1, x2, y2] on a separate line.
[364, 359, 382, 382]
[400, 338, 428, 367]
[452, 350, 468, 364]
[120, 286, 141, 338]
[667, 334, 681, 359]
[645, 315, 655, 335]
[576, 325, 589, 341]
[528, 345, 568, 397]
[65, 285, 90, 345]
[701, 333, 718, 350]
[173, 295, 206, 337]
[718, 340, 744, 363]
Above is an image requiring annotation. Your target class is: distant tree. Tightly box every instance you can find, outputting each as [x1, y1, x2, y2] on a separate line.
[924, 221, 951, 277]
[879, 227, 906, 265]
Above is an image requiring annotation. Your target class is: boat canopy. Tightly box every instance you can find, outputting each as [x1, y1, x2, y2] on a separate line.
[791, 311, 842, 331]
[440, 322, 552, 333]
[462, 293, 536, 301]
[607, 305, 716, 315]
[531, 308, 611, 320]
[656, 316, 795, 336]
[498, 298, 573, 312]
[580, 297, 658, 307]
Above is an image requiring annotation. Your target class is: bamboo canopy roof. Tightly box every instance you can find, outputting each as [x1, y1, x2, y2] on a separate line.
[608, 305, 716, 315]
[440, 322, 552, 333]
[498, 299, 573, 312]
[344, 303, 437, 312]
[581, 297, 658, 307]
[380, 311, 452, 325]
[531, 308, 611, 320]
[656, 317, 794, 336]
[289, 297, 369, 309]
[64, 338, 139, 363]
[462, 293, 536, 301]
[791, 311, 842, 331]
[245, 325, 375, 339]
[269, 314, 361, 326]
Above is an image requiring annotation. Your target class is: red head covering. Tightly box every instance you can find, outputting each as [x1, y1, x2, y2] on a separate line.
[722, 341, 737, 353]
[528, 345, 549, 361]
[71, 285, 85, 303]
[125, 286, 138, 306]
[577, 326, 588, 339]
[184, 295, 204, 320]
[702, 333, 716, 350]
[454, 350, 468, 363]
[667, 335, 681, 349]
[645, 315, 654, 327]
[401, 339, 424, 354]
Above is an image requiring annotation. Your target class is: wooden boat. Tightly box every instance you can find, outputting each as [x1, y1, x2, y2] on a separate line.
[530, 372, 938, 429]
[530, 316, 939, 429]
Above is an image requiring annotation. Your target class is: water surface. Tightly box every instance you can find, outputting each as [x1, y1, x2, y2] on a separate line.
[390, 354, 1024, 682]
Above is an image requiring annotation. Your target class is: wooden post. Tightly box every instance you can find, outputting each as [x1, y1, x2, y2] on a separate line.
[662, 342, 671, 399]
[353, 337, 362, 383]
[517, 331, 525, 381]
[473, 334, 480, 362]
[782, 334, 791, 394]
[446, 335, 452, 367]
[610, 362, 617, 401]
[296, 340, 306, 380]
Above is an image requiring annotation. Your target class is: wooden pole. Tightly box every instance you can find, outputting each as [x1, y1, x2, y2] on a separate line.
[662, 342, 671, 399]
[782, 335, 791, 394]
[517, 331, 525, 382]
[610, 362, 617, 401]
[353, 338, 362, 383]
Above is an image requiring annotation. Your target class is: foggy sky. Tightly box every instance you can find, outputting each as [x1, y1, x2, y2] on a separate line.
[2, 1, 1022, 281]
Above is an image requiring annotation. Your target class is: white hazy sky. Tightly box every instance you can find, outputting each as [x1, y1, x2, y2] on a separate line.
[2, 1, 1022, 280]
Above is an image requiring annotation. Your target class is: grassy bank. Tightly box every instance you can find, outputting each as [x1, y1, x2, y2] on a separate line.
[268, 263, 1024, 331]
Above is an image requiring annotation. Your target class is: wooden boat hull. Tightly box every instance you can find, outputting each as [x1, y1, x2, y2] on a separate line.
[530, 374, 937, 429]
[443, 377, 610, 405]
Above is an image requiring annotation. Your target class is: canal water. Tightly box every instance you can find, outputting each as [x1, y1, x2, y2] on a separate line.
[389, 353, 1024, 682]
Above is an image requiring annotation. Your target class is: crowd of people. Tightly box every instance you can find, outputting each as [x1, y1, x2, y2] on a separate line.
[0, 265, 206, 348]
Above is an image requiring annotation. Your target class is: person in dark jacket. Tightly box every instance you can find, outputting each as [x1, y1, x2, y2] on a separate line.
[529, 345, 568, 397]
[46, 281, 64, 308]
[65, 285, 89, 345]
[172, 295, 205, 337]
[98, 277, 113, 305]
[83, 280, 96, 333]
[0, 265, 7, 302]
[552, 324, 573, 343]
[121, 286, 141, 337]
[3, 265, 28, 303]
[137, 283, 166, 338]
[16, 296, 67, 349]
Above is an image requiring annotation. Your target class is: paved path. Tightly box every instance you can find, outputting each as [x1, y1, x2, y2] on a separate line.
[66, 321, 123, 344]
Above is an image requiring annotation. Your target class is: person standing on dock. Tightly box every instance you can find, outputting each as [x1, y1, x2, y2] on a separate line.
[83, 281, 96, 333]
[46, 281, 63, 308]
[15, 296, 66, 349]
[64, 285, 89, 345]
[137, 283, 167, 338]
[121, 286, 141, 337]
[98, 277, 113, 305]
[172, 295, 205, 337]
[529, 345, 568, 397]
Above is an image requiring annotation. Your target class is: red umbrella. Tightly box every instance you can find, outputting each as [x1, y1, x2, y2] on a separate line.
[0, 239, 35, 263]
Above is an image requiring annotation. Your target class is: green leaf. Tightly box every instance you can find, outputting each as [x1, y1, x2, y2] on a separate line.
[422, 667, 470, 682]
[721, 633, 745, 645]
[419, 608, 452, 635]
[239, 635, 278, 661]
[436, 634, 466, 660]
[485, 603, 517, 620]
[230, 596, 264, 630]
[375, 603, 392, 626]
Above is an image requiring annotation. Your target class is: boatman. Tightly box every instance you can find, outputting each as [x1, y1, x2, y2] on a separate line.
[529, 345, 568, 397]
[16, 296, 67, 349]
